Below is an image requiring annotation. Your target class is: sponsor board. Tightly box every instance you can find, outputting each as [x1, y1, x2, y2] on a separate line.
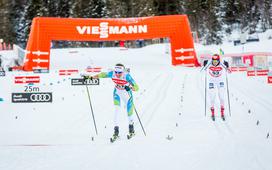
[86, 67, 102, 72]
[71, 78, 99, 85]
[247, 70, 256, 76]
[59, 69, 78, 76]
[33, 69, 49, 73]
[256, 70, 269, 76]
[268, 76, 272, 84]
[230, 67, 238, 72]
[12, 92, 52, 103]
[15, 76, 40, 84]
[238, 67, 247, 71]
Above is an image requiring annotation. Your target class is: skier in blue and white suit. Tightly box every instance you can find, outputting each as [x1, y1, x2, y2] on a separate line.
[83, 63, 139, 138]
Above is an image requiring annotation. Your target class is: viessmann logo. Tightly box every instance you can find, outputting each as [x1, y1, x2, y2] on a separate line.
[76, 22, 148, 38]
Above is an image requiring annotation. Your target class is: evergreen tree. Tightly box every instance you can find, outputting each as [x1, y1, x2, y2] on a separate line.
[201, 0, 223, 44]
[72, 0, 106, 18]
[237, 0, 260, 33]
[223, 0, 241, 34]
[42, 0, 58, 17]
[153, 0, 182, 15]
[17, 0, 44, 47]
[56, 0, 72, 17]
[0, 0, 12, 44]
[183, 0, 208, 43]
[260, 0, 272, 31]
[8, 0, 26, 45]
[0, 0, 271, 46]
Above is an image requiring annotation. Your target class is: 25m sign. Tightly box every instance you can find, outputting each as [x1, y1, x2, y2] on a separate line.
[12, 92, 52, 103]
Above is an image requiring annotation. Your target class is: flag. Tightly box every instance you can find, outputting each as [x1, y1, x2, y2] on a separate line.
[219, 48, 224, 56]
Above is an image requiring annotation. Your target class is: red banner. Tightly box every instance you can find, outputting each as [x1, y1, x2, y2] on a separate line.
[15, 76, 40, 84]
[238, 67, 247, 71]
[230, 66, 247, 72]
[268, 76, 272, 84]
[59, 69, 78, 76]
[86, 67, 102, 73]
[256, 70, 269, 76]
[247, 70, 256, 76]
[230, 67, 238, 72]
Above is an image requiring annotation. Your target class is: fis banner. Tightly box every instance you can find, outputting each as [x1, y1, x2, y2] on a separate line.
[256, 70, 269, 76]
[86, 67, 102, 72]
[247, 70, 256, 76]
[14, 76, 40, 84]
[12, 92, 52, 103]
[59, 69, 78, 76]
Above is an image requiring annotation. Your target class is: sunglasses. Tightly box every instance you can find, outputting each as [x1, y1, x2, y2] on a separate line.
[115, 71, 123, 74]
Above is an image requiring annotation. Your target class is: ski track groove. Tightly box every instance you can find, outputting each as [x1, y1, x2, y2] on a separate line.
[230, 78, 272, 114]
[141, 72, 174, 128]
[135, 73, 163, 101]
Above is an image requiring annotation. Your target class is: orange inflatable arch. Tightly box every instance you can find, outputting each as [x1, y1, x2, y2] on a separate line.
[23, 15, 197, 71]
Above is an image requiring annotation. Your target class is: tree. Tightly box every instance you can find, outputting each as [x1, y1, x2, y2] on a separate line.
[17, 0, 44, 47]
[201, 0, 223, 44]
[72, 0, 106, 18]
[259, 0, 272, 31]
[223, 0, 241, 33]
[153, 0, 183, 15]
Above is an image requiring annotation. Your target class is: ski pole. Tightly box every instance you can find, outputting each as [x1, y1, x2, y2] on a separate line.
[204, 70, 207, 117]
[85, 84, 98, 135]
[133, 104, 146, 136]
[127, 91, 146, 136]
[225, 73, 231, 117]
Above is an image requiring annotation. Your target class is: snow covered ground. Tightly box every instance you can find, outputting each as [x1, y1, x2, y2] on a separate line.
[0, 43, 271, 170]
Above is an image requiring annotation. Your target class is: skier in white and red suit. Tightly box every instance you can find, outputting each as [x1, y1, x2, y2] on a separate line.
[203, 54, 230, 120]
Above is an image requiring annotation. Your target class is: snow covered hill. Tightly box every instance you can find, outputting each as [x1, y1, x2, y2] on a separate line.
[0, 44, 271, 170]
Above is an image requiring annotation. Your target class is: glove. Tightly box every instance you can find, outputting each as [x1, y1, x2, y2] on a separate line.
[82, 75, 90, 81]
[203, 60, 208, 67]
[223, 61, 229, 68]
[124, 86, 131, 91]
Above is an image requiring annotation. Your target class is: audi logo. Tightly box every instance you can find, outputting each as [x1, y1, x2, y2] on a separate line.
[30, 93, 51, 102]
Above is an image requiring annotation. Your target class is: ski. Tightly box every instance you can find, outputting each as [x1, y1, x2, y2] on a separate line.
[211, 115, 215, 121]
[211, 115, 226, 121]
[110, 135, 119, 143]
[127, 133, 135, 140]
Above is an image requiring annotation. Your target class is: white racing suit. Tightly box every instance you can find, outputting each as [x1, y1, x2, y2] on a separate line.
[205, 62, 228, 111]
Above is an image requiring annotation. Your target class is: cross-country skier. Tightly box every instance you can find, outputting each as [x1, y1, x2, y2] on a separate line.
[82, 63, 139, 141]
[0, 55, 3, 70]
[0, 55, 5, 74]
[0, 55, 4, 101]
[203, 54, 230, 121]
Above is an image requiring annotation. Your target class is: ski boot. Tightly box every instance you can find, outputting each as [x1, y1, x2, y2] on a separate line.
[221, 106, 225, 121]
[211, 107, 215, 121]
[127, 123, 135, 139]
[110, 126, 119, 143]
